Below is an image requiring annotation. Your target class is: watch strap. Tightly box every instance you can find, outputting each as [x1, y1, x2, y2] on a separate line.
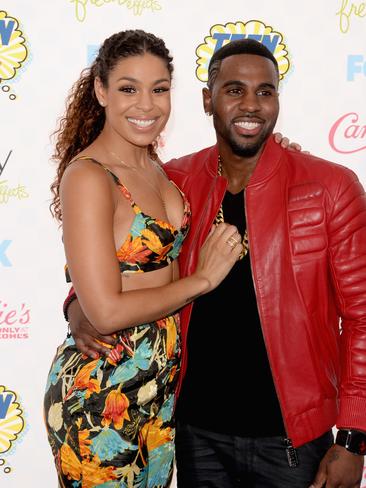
[336, 429, 366, 455]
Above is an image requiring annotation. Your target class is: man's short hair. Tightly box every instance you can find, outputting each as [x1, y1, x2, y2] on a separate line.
[207, 39, 279, 89]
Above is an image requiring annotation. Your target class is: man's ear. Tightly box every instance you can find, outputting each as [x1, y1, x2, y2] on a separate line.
[94, 77, 107, 107]
[202, 87, 212, 116]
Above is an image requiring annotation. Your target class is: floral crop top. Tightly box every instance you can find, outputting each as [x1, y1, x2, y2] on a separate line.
[65, 157, 191, 282]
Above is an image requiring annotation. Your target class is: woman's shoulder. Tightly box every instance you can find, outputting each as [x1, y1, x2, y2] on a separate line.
[61, 153, 112, 196]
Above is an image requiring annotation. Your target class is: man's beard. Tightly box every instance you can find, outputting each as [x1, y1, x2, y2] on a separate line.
[228, 130, 271, 157]
[213, 114, 276, 158]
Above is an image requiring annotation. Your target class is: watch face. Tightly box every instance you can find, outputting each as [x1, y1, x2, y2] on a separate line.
[337, 430, 366, 455]
[351, 432, 366, 455]
[359, 440, 366, 455]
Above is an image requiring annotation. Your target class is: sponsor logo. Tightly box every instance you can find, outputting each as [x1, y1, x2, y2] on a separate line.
[347, 55, 366, 80]
[336, 0, 366, 33]
[0, 150, 30, 204]
[0, 11, 28, 100]
[69, 0, 162, 22]
[195, 20, 290, 83]
[87, 44, 99, 65]
[0, 241, 12, 267]
[329, 112, 366, 154]
[0, 300, 31, 340]
[0, 386, 26, 475]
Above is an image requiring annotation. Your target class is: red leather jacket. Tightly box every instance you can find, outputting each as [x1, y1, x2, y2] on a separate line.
[164, 135, 366, 447]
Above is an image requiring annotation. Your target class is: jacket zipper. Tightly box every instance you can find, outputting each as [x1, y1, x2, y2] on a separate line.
[244, 189, 298, 467]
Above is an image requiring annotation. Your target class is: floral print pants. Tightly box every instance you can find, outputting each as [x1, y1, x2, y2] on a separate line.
[44, 313, 181, 488]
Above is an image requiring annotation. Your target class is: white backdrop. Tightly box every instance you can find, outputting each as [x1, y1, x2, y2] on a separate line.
[1, 1, 365, 486]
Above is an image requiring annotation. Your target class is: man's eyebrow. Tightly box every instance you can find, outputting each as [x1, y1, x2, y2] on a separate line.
[221, 80, 277, 90]
[258, 82, 277, 90]
[222, 80, 245, 88]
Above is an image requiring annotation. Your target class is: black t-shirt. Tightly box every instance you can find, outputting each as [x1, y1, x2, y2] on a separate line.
[176, 189, 285, 437]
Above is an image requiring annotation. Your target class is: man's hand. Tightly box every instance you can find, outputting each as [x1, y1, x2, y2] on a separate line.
[274, 132, 305, 152]
[310, 444, 364, 488]
[68, 299, 116, 358]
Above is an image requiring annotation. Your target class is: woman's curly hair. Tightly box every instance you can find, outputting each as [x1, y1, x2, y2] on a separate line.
[50, 29, 173, 221]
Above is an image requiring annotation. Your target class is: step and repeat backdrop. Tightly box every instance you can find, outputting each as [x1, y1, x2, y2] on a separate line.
[1, 0, 365, 486]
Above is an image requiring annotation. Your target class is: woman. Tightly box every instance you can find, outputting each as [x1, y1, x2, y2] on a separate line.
[44, 29, 242, 487]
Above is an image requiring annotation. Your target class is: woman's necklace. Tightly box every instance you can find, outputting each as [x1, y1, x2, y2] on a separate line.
[215, 156, 249, 259]
[109, 150, 167, 213]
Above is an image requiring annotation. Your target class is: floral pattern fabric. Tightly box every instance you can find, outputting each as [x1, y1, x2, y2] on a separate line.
[44, 314, 181, 487]
[116, 180, 190, 274]
[64, 157, 191, 281]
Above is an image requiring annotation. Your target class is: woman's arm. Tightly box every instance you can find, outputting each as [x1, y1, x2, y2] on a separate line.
[61, 161, 241, 334]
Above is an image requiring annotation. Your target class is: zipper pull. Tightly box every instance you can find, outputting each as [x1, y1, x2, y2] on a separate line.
[283, 438, 299, 467]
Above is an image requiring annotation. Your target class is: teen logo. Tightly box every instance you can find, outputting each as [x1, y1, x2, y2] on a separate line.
[0, 386, 26, 475]
[0, 300, 31, 340]
[329, 112, 366, 154]
[69, 0, 162, 23]
[336, 0, 366, 33]
[347, 55, 366, 80]
[0, 150, 29, 204]
[195, 20, 290, 83]
[0, 11, 28, 101]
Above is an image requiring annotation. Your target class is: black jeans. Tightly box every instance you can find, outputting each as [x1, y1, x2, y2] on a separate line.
[175, 422, 334, 487]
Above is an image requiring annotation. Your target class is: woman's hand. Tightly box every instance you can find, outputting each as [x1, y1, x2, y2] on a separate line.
[194, 223, 243, 292]
[68, 299, 116, 358]
[274, 132, 307, 152]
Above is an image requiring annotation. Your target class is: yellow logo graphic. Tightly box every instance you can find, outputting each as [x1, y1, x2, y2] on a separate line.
[69, 0, 162, 22]
[336, 0, 366, 33]
[0, 386, 25, 475]
[0, 11, 28, 100]
[196, 20, 290, 83]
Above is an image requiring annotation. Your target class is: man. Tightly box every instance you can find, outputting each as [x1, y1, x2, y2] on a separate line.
[64, 40, 366, 487]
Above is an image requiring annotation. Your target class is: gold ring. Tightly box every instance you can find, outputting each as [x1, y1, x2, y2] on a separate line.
[227, 235, 240, 248]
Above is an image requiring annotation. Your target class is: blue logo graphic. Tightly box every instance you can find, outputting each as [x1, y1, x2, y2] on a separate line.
[0, 240, 12, 267]
[0, 393, 12, 419]
[347, 55, 366, 81]
[212, 33, 280, 54]
[87, 45, 99, 65]
[0, 17, 15, 46]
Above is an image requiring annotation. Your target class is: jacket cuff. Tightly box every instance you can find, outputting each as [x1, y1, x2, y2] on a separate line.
[337, 396, 366, 432]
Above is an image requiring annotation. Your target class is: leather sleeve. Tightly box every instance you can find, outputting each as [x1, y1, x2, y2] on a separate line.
[327, 169, 366, 430]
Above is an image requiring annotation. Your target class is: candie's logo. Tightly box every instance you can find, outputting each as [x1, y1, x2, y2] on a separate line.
[0, 11, 28, 100]
[329, 112, 366, 154]
[195, 20, 290, 83]
[0, 386, 25, 475]
[0, 300, 31, 340]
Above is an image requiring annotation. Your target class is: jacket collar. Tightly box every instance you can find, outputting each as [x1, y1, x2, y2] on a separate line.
[205, 134, 283, 186]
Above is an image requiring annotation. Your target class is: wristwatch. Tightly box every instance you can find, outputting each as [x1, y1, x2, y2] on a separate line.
[335, 429, 366, 455]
